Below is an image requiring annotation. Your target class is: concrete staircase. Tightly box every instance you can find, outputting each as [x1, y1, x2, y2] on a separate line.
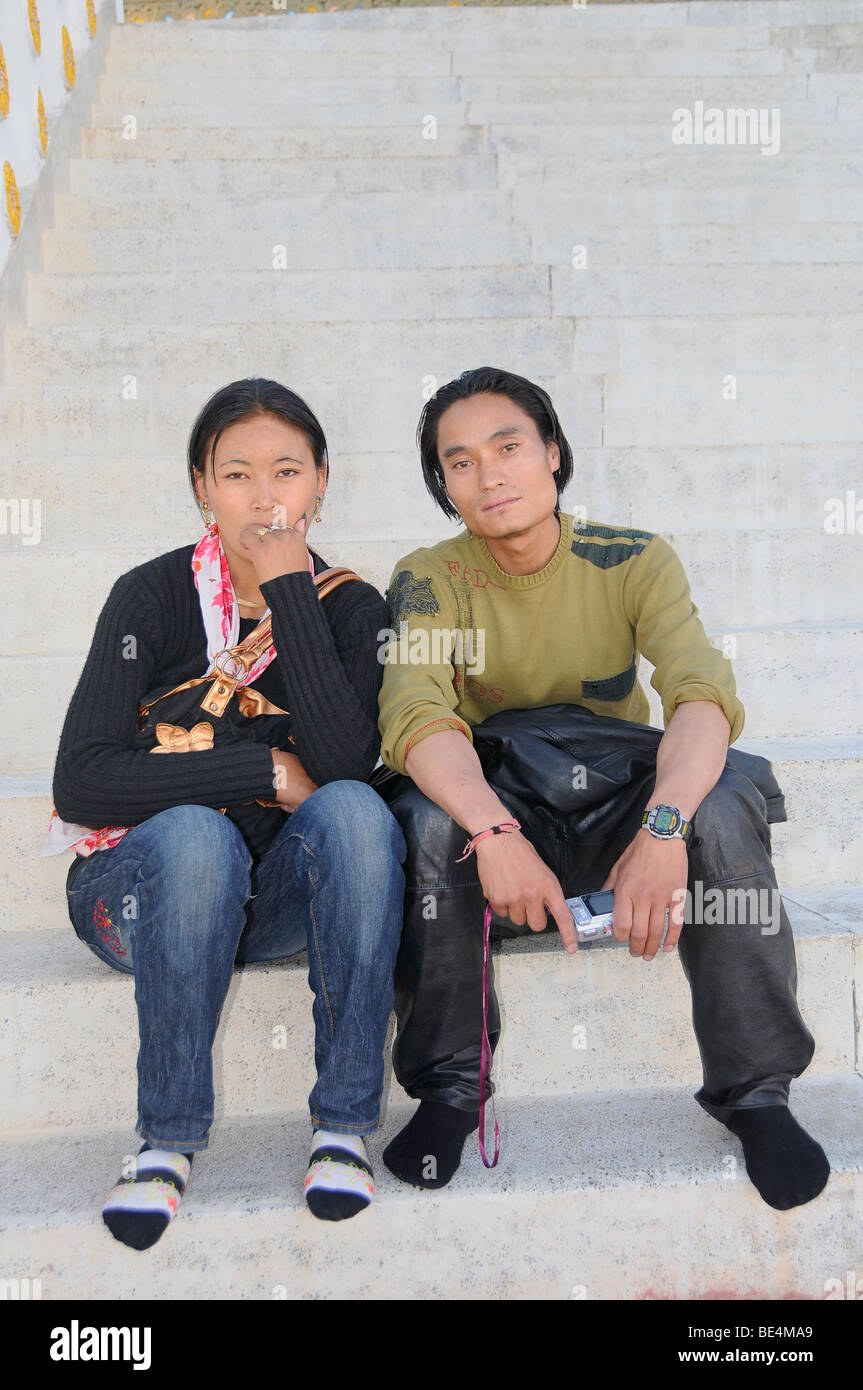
[1, 0, 861, 1298]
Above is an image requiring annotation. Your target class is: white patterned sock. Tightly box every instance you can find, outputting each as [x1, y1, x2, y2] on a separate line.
[304, 1130, 373, 1222]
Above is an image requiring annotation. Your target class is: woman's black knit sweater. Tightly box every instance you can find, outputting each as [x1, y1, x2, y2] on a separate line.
[52, 543, 388, 829]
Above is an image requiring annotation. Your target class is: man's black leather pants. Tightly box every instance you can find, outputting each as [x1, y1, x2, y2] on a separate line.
[371, 705, 816, 1123]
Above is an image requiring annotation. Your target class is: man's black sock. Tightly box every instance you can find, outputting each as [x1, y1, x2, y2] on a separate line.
[724, 1106, 830, 1211]
[383, 1099, 479, 1189]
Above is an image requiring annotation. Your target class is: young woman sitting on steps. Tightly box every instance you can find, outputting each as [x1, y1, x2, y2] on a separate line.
[44, 378, 406, 1248]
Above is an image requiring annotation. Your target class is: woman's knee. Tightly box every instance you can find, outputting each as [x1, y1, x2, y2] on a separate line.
[300, 780, 407, 861]
[135, 805, 251, 889]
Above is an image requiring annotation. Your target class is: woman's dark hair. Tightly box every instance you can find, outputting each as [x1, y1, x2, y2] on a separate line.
[417, 366, 573, 522]
[187, 378, 329, 509]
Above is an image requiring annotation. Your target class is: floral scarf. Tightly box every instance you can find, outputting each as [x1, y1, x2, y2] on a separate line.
[41, 524, 311, 857]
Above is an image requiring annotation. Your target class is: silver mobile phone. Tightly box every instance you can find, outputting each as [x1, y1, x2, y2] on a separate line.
[566, 889, 616, 942]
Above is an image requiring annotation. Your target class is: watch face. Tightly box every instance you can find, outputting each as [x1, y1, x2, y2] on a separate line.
[652, 807, 680, 835]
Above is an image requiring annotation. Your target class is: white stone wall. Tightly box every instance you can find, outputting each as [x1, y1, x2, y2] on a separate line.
[0, 0, 114, 272]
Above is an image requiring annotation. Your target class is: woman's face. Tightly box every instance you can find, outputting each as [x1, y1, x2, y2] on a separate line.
[194, 411, 326, 558]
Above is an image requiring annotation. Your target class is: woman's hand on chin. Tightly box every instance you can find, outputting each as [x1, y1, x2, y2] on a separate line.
[237, 512, 312, 583]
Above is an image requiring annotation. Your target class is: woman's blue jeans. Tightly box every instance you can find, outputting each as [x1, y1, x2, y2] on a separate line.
[66, 781, 407, 1152]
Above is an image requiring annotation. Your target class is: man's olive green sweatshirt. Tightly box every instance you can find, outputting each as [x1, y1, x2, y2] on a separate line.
[378, 513, 744, 775]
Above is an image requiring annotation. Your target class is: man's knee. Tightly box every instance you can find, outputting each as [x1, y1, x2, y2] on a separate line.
[690, 766, 771, 878]
[386, 783, 472, 888]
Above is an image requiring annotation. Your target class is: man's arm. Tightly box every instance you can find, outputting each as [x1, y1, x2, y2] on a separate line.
[404, 731, 578, 951]
[608, 532, 742, 959]
[650, 697, 732, 821]
[600, 698, 732, 961]
[622, 533, 745, 744]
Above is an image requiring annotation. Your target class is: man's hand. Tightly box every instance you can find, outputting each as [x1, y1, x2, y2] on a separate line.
[475, 831, 578, 953]
[601, 830, 688, 961]
[237, 512, 312, 583]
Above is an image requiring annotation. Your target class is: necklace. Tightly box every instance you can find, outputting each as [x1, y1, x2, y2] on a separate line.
[236, 595, 266, 608]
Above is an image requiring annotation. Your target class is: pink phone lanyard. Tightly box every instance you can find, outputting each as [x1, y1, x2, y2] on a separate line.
[479, 903, 499, 1167]
[456, 818, 520, 1169]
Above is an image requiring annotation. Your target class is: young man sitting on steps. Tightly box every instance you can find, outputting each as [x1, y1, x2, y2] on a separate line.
[373, 365, 828, 1212]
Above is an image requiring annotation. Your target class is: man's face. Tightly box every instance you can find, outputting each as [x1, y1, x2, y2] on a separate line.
[435, 392, 561, 539]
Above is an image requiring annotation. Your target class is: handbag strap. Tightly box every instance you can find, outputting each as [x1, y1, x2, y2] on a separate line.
[140, 565, 364, 720]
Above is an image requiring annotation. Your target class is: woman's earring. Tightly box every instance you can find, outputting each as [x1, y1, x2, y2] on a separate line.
[314, 495, 323, 523]
[202, 499, 212, 528]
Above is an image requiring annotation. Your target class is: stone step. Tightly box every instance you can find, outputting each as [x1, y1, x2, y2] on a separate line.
[550, 263, 863, 317]
[40, 222, 863, 276]
[0, 372, 602, 458]
[102, 46, 798, 81]
[41, 215, 535, 274]
[90, 99, 476, 132]
[97, 73, 465, 109]
[601, 368, 863, 447]
[109, 24, 468, 53]
[97, 63, 850, 105]
[452, 45, 858, 80]
[102, 20, 863, 56]
[2, 317, 574, 383]
[27, 264, 863, 328]
[0, 891, 859, 1130]
[8, 318, 863, 386]
[810, 71, 863, 100]
[102, 1, 863, 32]
[102, 48, 458, 80]
[88, 94, 843, 132]
[491, 123, 863, 158]
[67, 154, 499, 200]
[51, 183, 863, 231]
[2, 622, 858, 778]
[569, 316, 863, 371]
[65, 148, 863, 206]
[460, 75, 814, 105]
[2, 1076, 861, 1299]
[642, 627, 863, 740]
[734, 736, 863, 888]
[467, 95, 843, 124]
[100, 41, 863, 84]
[837, 96, 863, 118]
[517, 184, 863, 226]
[497, 151, 863, 194]
[80, 120, 863, 164]
[81, 123, 486, 163]
[3, 362, 861, 460]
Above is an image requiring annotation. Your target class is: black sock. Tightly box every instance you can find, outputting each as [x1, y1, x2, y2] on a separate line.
[102, 1143, 195, 1251]
[724, 1106, 830, 1211]
[383, 1100, 479, 1189]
